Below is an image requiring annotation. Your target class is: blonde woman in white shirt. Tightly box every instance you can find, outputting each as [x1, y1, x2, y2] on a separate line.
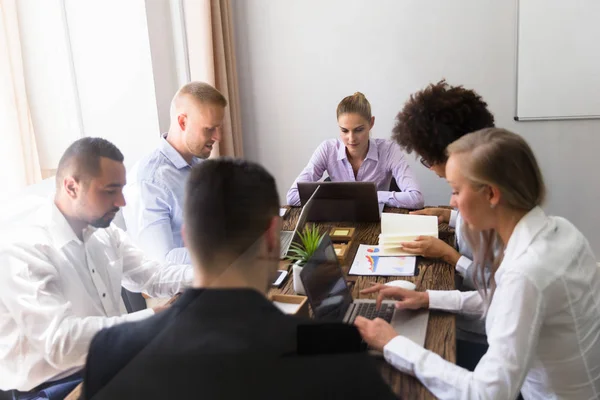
[355, 128, 600, 399]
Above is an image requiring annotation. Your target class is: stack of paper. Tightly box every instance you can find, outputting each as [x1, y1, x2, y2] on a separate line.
[378, 213, 438, 256]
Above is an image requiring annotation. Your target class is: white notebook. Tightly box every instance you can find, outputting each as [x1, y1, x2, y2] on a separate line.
[378, 213, 439, 256]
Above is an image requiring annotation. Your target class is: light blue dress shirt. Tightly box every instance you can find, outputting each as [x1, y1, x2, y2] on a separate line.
[123, 135, 201, 264]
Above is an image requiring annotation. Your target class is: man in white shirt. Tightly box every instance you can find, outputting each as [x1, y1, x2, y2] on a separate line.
[0, 138, 192, 399]
[123, 82, 227, 264]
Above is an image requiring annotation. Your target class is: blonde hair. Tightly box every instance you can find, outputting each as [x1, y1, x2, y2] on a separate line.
[178, 81, 227, 107]
[336, 92, 372, 121]
[447, 128, 546, 306]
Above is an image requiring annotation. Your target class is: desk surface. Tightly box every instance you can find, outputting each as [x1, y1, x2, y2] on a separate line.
[271, 207, 456, 400]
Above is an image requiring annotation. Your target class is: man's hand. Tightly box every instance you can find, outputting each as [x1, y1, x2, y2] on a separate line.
[360, 284, 429, 310]
[152, 303, 172, 314]
[399, 236, 461, 265]
[409, 207, 451, 224]
[354, 317, 399, 352]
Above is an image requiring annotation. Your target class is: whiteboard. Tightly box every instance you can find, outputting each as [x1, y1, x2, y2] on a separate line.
[516, 0, 600, 120]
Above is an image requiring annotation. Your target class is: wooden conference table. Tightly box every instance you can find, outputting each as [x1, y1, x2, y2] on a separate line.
[270, 206, 456, 400]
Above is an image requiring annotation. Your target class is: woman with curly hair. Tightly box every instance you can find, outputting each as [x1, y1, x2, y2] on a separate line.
[392, 81, 495, 291]
[286, 92, 423, 209]
[391, 81, 497, 370]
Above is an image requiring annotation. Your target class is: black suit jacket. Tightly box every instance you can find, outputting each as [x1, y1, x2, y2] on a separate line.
[83, 288, 397, 399]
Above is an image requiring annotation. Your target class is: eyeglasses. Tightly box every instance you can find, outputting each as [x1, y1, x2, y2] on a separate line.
[420, 158, 432, 169]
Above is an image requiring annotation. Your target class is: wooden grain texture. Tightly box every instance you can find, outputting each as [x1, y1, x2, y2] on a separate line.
[65, 383, 82, 400]
[273, 206, 456, 399]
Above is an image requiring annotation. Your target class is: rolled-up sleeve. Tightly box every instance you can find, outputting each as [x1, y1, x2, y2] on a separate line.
[114, 227, 192, 298]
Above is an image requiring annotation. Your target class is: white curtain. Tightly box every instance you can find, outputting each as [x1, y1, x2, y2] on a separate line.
[183, 0, 243, 158]
[0, 0, 42, 195]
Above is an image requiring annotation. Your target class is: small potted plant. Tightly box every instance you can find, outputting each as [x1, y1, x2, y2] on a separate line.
[287, 225, 325, 295]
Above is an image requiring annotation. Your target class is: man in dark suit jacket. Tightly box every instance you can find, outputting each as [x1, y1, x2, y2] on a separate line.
[83, 158, 397, 399]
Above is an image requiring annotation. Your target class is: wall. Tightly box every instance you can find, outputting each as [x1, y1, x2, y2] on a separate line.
[231, 0, 600, 255]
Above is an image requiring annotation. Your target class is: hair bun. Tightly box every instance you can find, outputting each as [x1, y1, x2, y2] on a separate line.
[353, 92, 365, 98]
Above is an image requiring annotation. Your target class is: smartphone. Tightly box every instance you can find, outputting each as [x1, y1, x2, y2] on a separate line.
[272, 270, 288, 287]
[279, 207, 289, 219]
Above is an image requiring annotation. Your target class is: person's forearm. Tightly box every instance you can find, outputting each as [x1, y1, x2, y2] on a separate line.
[165, 247, 191, 265]
[440, 208, 452, 224]
[442, 246, 461, 266]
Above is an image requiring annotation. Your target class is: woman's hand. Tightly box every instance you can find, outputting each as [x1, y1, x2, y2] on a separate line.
[360, 283, 429, 310]
[354, 317, 399, 352]
[399, 236, 461, 265]
[409, 207, 451, 224]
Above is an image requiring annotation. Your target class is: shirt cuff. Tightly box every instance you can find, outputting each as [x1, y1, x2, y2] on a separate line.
[124, 308, 155, 322]
[383, 335, 429, 375]
[426, 289, 463, 313]
[449, 210, 458, 228]
[377, 191, 391, 204]
[455, 256, 473, 277]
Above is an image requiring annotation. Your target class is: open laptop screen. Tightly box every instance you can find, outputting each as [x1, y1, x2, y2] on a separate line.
[300, 236, 353, 321]
[297, 182, 380, 222]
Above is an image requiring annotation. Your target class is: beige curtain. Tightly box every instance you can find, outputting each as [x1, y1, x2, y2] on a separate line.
[0, 0, 41, 194]
[183, 0, 243, 158]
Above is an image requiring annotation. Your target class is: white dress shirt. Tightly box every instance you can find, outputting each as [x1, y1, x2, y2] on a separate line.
[0, 201, 193, 391]
[384, 207, 600, 399]
[450, 210, 475, 283]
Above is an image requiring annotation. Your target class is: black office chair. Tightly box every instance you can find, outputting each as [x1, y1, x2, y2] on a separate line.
[121, 288, 147, 313]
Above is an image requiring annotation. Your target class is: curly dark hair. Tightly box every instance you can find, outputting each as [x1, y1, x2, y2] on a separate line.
[391, 80, 495, 165]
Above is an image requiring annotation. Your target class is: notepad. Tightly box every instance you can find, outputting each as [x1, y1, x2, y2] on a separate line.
[378, 213, 438, 256]
[273, 301, 301, 314]
[333, 229, 350, 236]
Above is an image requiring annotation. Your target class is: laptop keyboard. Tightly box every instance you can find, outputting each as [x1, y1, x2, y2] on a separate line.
[280, 231, 294, 258]
[354, 303, 394, 323]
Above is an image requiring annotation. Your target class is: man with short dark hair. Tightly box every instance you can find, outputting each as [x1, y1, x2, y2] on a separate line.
[0, 138, 192, 399]
[83, 158, 396, 400]
[123, 81, 228, 264]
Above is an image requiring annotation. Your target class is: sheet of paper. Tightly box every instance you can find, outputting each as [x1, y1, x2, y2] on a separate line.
[279, 208, 287, 217]
[273, 301, 300, 314]
[349, 244, 417, 276]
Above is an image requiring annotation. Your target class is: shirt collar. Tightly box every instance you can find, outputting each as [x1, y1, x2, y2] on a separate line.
[173, 287, 280, 315]
[503, 206, 548, 263]
[47, 202, 83, 248]
[336, 138, 378, 162]
[159, 134, 201, 170]
[365, 138, 378, 162]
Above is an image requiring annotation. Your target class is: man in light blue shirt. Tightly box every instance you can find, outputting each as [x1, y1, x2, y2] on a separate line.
[123, 82, 227, 264]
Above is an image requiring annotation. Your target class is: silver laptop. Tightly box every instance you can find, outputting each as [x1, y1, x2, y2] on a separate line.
[280, 186, 321, 259]
[300, 235, 429, 347]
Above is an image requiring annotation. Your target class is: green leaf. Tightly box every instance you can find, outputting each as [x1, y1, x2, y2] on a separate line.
[285, 224, 326, 263]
